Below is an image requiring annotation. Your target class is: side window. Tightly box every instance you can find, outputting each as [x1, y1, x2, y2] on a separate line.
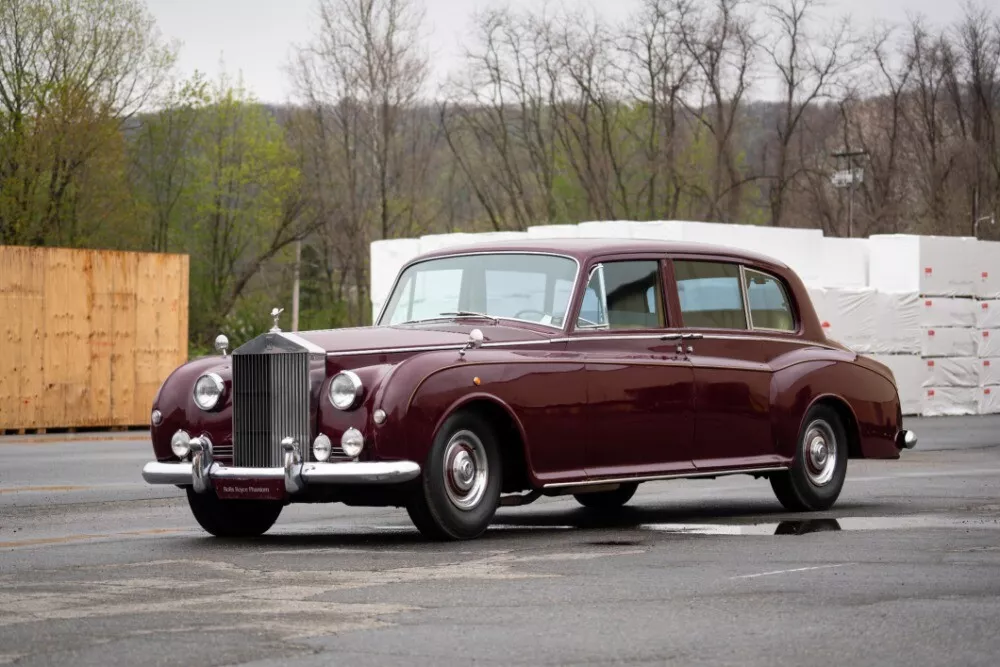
[744, 268, 795, 331]
[577, 260, 664, 330]
[674, 260, 747, 329]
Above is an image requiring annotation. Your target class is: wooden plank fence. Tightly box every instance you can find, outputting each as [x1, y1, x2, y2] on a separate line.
[0, 246, 188, 430]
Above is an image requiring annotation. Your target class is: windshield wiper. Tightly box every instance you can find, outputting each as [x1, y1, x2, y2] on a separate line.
[439, 311, 500, 325]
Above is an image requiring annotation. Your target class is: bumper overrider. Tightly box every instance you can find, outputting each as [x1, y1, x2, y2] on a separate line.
[142, 435, 421, 496]
[896, 429, 918, 450]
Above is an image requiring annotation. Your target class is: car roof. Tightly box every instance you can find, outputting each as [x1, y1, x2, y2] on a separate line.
[416, 238, 788, 269]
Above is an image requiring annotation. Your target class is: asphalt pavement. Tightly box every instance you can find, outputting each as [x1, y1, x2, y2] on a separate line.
[1, 416, 999, 666]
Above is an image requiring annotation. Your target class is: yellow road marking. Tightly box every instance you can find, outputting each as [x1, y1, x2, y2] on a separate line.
[0, 485, 92, 494]
[0, 528, 183, 549]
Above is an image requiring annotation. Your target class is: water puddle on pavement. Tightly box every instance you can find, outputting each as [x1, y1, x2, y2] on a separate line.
[639, 515, 1000, 536]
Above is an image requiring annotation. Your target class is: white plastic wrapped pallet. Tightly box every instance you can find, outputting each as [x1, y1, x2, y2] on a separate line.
[975, 300, 1000, 328]
[576, 221, 638, 238]
[868, 234, 979, 296]
[921, 357, 980, 387]
[370, 238, 421, 320]
[979, 387, 1000, 414]
[922, 386, 979, 416]
[921, 327, 977, 357]
[869, 354, 923, 415]
[981, 359, 1000, 385]
[872, 292, 921, 353]
[919, 297, 977, 327]
[977, 241, 1000, 299]
[806, 287, 877, 352]
[977, 329, 1000, 357]
[527, 224, 581, 238]
[816, 237, 869, 288]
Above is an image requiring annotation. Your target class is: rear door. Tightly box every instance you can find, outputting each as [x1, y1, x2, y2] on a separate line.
[668, 258, 784, 471]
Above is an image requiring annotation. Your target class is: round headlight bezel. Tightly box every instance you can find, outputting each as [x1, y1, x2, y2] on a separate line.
[193, 372, 225, 411]
[313, 434, 332, 462]
[329, 371, 363, 410]
[171, 430, 192, 458]
[341, 427, 364, 458]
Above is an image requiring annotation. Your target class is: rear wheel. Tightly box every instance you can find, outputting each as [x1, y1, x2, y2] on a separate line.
[574, 483, 638, 510]
[186, 488, 283, 538]
[406, 411, 502, 540]
[770, 405, 848, 511]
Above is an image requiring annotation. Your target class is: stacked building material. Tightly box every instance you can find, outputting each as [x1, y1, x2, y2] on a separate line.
[977, 241, 1000, 414]
[865, 235, 981, 416]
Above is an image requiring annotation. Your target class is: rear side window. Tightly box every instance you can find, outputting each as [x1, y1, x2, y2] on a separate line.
[674, 261, 747, 330]
[744, 268, 795, 331]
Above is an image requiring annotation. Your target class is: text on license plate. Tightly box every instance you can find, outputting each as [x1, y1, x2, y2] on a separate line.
[213, 478, 286, 500]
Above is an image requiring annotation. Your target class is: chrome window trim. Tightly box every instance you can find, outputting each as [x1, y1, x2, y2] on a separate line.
[738, 264, 753, 330]
[741, 266, 798, 334]
[542, 465, 789, 489]
[374, 251, 582, 332]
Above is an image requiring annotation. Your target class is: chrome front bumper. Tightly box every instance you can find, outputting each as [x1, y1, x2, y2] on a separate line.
[142, 437, 420, 494]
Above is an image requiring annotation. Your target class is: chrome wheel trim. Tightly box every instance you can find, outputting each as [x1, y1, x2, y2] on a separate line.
[802, 419, 838, 486]
[442, 430, 489, 511]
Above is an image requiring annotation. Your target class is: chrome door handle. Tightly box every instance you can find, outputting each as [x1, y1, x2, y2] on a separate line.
[659, 333, 682, 340]
[681, 333, 703, 339]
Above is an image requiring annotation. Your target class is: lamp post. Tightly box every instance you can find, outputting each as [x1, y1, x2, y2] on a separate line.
[831, 150, 868, 238]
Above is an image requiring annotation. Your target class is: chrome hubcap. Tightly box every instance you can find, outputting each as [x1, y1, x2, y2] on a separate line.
[803, 419, 837, 486]
[443, 430, 488, 511]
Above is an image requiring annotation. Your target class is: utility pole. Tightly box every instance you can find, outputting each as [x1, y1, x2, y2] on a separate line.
[831, 150, 868, 237]
[291, 239, 301, 332]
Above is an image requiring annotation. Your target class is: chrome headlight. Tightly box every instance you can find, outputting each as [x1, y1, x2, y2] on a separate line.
[341, 427, 364, 458]
[329, 371, 363, 410]
[171, 430, 192, 458]
[313, 434, 332, 462]
[193, 373, 224, 410]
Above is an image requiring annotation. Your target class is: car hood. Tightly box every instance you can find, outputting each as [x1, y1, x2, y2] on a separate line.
[291, 322, 555, 353]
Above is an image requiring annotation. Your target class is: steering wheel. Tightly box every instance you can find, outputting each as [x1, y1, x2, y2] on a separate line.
[513, 309, 548, 321]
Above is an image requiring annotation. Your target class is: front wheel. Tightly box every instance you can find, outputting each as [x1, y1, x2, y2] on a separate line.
[574, 483, 638, 510]
[770, 405, 848, 511]
[406, 411, 502, 540]
[186, 488, 283, 537]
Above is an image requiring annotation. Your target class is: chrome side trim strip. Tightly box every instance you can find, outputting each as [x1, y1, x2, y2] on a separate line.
[322, 332, 835, 357]
[327, 344, 465, 357]
[541, 466, 788, 489]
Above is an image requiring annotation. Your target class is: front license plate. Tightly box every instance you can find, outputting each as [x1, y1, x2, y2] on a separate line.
[213, 478, 286, 500]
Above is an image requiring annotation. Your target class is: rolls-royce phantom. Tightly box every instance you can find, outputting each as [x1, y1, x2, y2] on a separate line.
[142, 239, 916, 540]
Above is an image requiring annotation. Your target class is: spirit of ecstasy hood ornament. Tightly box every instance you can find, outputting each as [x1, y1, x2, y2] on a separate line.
[270, 307, 284, 333]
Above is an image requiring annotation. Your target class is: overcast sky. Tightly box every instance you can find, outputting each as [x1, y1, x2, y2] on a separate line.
[147, 0, 969, 104]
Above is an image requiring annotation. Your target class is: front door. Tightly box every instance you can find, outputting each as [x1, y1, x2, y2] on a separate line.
[669, 258, 785, 470]
[569, 258, 696, 478]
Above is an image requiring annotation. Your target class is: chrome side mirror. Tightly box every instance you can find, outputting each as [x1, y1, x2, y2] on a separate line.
[214, 334, 229, 358]
[460, 328, 484, 358]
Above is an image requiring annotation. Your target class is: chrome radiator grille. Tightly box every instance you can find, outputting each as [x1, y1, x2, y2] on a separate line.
[232, 351, 310, 467]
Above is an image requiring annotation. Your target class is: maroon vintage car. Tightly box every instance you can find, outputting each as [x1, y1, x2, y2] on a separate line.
[142, 239, 916, 539]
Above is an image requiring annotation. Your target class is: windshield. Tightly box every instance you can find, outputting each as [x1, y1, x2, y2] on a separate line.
[379, 253, 579, 328]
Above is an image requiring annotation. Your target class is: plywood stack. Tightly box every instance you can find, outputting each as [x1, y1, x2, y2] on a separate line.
[0, 246, 188, 430]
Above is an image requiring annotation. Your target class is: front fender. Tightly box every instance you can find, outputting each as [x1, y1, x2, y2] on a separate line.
[151, 356, 231, 461]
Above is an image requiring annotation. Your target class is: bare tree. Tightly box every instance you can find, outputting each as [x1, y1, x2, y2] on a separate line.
[763, 0, 856, 227]
[675, 0, 759, 222]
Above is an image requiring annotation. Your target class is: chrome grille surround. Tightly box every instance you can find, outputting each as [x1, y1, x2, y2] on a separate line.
[231, 333, 316, 468]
